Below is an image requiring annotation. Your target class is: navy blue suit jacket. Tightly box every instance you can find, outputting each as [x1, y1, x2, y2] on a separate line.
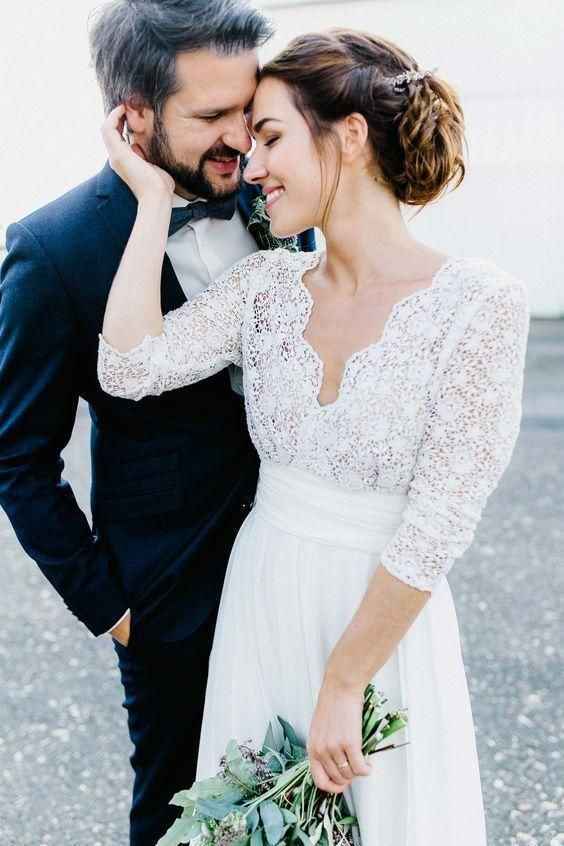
[0, 164, 315, 640]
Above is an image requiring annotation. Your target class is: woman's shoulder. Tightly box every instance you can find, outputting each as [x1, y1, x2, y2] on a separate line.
[233, 247, 322, 289]
[441, 256, 529, 312]
[231, 246, 319, 274]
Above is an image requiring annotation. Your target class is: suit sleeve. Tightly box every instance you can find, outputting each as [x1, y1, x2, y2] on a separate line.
[0, 223, 129, 635]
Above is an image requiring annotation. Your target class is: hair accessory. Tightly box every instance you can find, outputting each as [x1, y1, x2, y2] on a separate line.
[388, 68, 436, 92]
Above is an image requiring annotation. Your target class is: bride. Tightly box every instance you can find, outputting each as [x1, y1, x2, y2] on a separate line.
[98, 29, 528, 845]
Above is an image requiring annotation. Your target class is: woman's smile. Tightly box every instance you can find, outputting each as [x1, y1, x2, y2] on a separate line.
[265, 186, 285, 210]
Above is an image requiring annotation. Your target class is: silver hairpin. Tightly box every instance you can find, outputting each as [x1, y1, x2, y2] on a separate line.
[388, 68, 436, 92]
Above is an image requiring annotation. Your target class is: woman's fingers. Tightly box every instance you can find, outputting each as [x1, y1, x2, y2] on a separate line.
[309, 758, 347, 794]
[101, 104, 128, 159]
[344, 743, 372, 778]
[99, 105, 174, 200]
[319, 749, 353, 787]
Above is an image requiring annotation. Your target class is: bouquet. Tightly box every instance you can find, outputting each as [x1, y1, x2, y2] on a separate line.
[157, 685, 408, 846]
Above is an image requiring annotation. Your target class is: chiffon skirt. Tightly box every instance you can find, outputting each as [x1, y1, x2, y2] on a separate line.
[196, 461, 487, 845]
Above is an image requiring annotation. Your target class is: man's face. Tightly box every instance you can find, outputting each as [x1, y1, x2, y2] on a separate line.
[146, 48, 259, 200]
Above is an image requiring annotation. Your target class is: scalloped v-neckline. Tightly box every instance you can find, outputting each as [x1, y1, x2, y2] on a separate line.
[296, 253, 456, 409]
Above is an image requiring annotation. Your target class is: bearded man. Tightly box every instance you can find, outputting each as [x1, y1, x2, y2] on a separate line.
[0, 2, 314, 844]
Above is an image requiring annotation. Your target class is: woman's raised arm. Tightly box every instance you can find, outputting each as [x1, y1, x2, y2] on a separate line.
[100, 105, 175, 351]
[97, 106, 270, 401]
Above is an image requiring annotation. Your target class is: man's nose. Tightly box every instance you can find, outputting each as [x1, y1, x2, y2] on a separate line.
[243, 151, 268, 185]
[223, 114, 253, 155]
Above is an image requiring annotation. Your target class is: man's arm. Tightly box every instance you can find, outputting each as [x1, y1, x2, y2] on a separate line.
[0, 222, 129, 636]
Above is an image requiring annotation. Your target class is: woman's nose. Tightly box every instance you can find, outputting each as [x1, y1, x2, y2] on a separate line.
[243, 153, 268, 185]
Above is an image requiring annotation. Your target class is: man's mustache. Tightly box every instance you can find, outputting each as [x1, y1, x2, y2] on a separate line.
[204, 145, 240, 161]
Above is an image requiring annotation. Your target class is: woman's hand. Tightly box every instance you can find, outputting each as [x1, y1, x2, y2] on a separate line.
[308, 678, 372, 794]
[101, 105, 175, 203]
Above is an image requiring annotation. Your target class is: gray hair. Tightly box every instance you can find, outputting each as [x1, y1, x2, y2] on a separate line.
[89, 0, 274, 114]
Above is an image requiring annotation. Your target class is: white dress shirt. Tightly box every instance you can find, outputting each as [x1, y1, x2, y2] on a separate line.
[105, 192, 258, 637]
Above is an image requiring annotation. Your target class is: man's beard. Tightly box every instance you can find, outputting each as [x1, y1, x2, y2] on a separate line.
[148, 113, 242, 200]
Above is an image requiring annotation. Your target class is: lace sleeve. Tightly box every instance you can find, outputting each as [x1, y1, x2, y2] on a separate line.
[97, 251, 270, 401]
[380, 274, 530, 592]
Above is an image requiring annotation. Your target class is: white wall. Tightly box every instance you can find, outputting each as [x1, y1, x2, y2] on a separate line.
[1, 0, 562, 315]
[259, 0, 564, 317]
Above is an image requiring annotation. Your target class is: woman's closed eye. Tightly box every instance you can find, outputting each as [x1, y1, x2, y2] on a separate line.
[264, 136, 279, 148]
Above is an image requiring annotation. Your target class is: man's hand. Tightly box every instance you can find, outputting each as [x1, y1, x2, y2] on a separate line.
[110, 612, 131, 647]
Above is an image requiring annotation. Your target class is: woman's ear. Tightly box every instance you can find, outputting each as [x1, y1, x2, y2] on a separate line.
[338, 113, 369, 163]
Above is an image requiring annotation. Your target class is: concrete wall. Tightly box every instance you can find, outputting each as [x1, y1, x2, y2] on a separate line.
[1, 0, 562, 315]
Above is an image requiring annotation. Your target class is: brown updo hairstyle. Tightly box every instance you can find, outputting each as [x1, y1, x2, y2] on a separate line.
[260, 29, 466, 223]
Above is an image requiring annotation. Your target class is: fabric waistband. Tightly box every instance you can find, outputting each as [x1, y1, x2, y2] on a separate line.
[253, 461, 407, 553]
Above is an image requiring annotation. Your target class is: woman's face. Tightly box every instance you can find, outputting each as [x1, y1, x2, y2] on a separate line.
[244, 77, 332, 237]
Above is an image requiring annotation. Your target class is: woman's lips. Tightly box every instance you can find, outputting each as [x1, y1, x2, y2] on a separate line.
[208, 157, 239, 175]
[265, 187, 285, 210]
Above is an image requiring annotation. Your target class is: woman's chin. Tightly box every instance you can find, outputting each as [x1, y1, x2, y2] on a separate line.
[270, 217, 309, 240]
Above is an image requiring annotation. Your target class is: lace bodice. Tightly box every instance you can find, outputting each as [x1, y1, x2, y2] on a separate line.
[98, 249, 529, 591]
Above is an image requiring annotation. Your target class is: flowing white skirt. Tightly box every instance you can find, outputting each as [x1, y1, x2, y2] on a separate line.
[197, 461, 487, 845]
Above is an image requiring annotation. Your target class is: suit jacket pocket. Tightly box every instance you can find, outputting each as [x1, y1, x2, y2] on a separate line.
[95, 451, 183, 521]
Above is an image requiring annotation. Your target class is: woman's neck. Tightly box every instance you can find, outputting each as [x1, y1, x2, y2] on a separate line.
[320, 179, 435, 295]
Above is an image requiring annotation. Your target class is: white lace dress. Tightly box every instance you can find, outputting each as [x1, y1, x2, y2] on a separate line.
[98, 249, 529, 846]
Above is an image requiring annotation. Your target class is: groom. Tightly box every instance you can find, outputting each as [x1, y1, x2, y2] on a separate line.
[0, 1, 314, 844]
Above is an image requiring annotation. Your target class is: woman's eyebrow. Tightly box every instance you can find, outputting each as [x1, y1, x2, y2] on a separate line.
[252, 117, 283, 134]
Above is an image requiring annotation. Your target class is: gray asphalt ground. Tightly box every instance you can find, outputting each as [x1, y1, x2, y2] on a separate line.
[0, 319, 562, 846]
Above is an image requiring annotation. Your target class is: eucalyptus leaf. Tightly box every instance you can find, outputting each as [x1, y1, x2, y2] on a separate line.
[261, 723, 279, 755]
[290, 744, 307, 763]
[322, 810, 334, 846]
[155, 815, 200, 846]
[281, 809, 298, 824]
[247, 807, 260, 833]
[260, 800, 285, 846]
[196, 798, 238, 820]
[226, 738, 245, 762]
[263, 746, 286, 773]
[251, 827, 264, 846]
[226, 786, 247, 802]
[188, 775, 227, 800]
[294, 828, 314, 846]
[169, 790, 195, 809]
[277, 716, 303, 749]
[267, 756, 283, 774]
[309, 821, 324, 846]
[228, 761, 256, 788]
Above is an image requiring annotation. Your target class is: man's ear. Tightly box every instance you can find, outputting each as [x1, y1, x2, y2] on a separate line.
[124, 98, 153, 136]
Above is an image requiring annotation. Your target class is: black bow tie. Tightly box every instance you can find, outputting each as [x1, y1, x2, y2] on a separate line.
[168, 195, 237, 237]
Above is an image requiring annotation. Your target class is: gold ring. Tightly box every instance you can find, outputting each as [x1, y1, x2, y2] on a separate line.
[337, 761, 350, 769]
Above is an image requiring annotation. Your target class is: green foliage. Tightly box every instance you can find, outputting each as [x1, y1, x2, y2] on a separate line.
[159, 684, 408, 846]
[247, 196, 300, 253]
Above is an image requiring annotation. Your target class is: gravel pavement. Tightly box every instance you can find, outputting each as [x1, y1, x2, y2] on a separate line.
[0, 319, 562, 846]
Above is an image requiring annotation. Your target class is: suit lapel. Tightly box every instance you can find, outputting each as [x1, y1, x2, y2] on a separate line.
[161, 253, 187, 312]
[96, 162, 187, 313]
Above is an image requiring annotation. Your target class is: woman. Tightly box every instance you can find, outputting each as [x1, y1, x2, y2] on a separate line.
[98, 30, 529, 845]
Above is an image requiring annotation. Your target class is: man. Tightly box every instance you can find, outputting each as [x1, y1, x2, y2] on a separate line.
[0, 1, 315, 843]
